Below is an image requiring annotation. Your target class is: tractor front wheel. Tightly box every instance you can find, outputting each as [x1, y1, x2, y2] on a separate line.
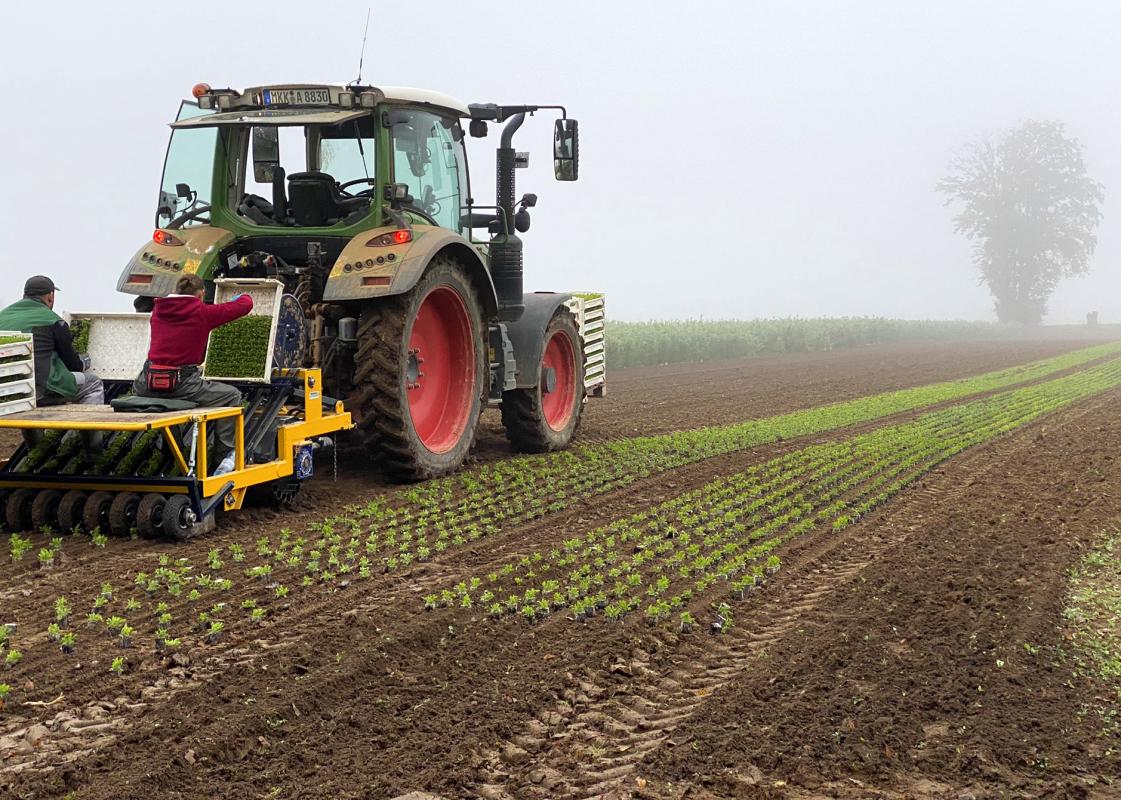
[354, 256, 487, 480]
[502, 308, 586, 452]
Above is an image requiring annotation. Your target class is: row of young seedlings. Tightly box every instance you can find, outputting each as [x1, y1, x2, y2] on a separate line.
[428, 356, 1121, 631]
[303, 341, 1121, 577]
[428, 403, 966, 627]
[2, 342, 1116, 581]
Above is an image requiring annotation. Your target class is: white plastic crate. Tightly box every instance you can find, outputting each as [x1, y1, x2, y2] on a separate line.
[0, 333, 33, 364]
[69, 313, 152, 381]
[205, 278, 284, 383]
[0, 377, 34, 401]
[0, 331, 35, 417]
[564, 294, 607, 397]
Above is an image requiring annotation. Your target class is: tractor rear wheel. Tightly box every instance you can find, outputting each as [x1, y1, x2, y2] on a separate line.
[355, 256, 487, 480]
[502, 308, 586, 453]
[109, 492, 141, 538]
[82, 491, 114, 536]
[4, 489, 36, 533]
[57, 491, 88, 533]
[31, 490, 61, 532]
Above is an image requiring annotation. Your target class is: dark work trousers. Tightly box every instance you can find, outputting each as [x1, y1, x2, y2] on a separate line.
[133, 368, 243, 451]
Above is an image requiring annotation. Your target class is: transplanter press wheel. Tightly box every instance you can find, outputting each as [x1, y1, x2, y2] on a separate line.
[160, 494, 199, 541]
[108, 492, 142, 538]
[136, 493, 167, 539]
[30, 489, 62, 532]
[4, 488, 36, 533]
[354, 255, 487, 480]
[502, 307, 586, 453]
[82, 491, 115, 537]
[57, 490, 88, 533]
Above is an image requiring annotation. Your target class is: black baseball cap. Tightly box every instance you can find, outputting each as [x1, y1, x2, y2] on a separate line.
[23, 276, 59, 296]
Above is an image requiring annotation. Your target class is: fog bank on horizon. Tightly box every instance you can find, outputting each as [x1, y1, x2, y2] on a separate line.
[0, 0, 1117, 324]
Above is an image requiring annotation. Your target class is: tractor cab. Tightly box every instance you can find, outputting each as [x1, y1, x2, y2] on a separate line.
[157, 86, 471, 235]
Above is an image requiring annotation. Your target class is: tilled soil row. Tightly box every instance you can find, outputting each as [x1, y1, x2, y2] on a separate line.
[7, 363, 1121, 798]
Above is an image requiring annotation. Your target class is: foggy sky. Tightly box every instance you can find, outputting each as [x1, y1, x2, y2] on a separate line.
[2, 0, 1119, 323]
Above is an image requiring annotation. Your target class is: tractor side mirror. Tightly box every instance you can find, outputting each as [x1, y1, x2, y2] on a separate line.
[252, 127, 280, 183]
[554, 119, 579, 181]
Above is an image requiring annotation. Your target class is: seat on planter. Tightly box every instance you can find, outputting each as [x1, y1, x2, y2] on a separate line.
[110, 396, 199, 414]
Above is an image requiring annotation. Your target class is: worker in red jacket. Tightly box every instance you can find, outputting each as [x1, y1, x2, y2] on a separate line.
[133, 273, 253, 476]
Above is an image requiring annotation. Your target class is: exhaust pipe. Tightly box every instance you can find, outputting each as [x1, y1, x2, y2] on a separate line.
[491, 113, 526, 322]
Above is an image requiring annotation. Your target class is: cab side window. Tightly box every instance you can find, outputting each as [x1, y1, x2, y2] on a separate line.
[390, 109, 463, 230]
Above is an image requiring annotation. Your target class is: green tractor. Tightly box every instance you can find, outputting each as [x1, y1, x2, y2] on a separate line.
[118, 83, 604, 480]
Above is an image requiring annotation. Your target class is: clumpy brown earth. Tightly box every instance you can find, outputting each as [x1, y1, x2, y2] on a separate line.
[2, 338, 1119, 800]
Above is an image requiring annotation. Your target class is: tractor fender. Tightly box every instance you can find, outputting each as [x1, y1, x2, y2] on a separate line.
[506, 292, 574, 389]
[323, 225, 498, 317]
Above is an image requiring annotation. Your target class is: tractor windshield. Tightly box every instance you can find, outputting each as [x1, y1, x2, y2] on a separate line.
[158, 102, 218, 228]
[236, 116, 379, 228]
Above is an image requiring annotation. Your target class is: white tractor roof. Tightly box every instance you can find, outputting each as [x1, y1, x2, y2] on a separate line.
[377, 86, 471, 116]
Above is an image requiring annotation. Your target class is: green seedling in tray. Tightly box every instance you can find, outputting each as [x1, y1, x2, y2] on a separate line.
[69, 319, 91, 354]
[206, 315, 273, 378]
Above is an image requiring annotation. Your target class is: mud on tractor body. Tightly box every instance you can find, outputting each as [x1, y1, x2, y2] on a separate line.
[119, 83, 605, 480]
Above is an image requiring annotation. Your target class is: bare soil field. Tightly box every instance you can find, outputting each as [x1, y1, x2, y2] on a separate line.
[2, 337, 1120, 800]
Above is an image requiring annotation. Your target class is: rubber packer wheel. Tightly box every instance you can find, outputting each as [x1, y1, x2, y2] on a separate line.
[57, 491, 88, 533]
[4, 488, 36, 533]
[108, 492, 141, 538]
[502, 308, 586, 453]
[354, 255, 487, 480]
[31, 490, 62, 533]
[160, 495, 198, 541]
[82, 491, 114, 537]
[136, 493, 167, 539]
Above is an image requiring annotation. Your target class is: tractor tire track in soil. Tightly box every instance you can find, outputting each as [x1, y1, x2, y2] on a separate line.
[1, 338, 1118, 799]
[476, 390, 1121, 799]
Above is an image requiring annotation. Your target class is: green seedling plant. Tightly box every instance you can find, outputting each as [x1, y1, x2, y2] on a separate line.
[54, 597, 71, 626]
[9, 533, 32, 561]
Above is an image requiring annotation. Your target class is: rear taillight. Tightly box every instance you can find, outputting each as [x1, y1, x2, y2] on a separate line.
[366, 230, 412, 247]
[153, 230, 184, 247]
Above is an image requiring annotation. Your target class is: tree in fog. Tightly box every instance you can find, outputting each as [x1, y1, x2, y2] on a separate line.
[938, 120, 1104, 325]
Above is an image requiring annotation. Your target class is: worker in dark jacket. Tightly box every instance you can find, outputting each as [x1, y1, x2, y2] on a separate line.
[0, 276, 104, 405]
[133, 273, 253, 476]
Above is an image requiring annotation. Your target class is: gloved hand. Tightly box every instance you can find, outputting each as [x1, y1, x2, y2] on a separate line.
[231, 293, 244, 301]
[79, 354, 92, 371]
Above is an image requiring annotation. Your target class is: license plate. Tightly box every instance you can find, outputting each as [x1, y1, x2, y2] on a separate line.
[263, 88, 331, 106]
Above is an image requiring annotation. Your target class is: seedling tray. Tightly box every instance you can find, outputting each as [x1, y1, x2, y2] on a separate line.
[204, 279, 284, 383]
[68, 313, 152, 381]
[0, 331, 34, 417]
[0, 332, 33, 363]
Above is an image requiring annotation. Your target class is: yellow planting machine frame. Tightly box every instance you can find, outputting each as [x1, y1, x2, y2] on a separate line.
[0, 368, 352, 540]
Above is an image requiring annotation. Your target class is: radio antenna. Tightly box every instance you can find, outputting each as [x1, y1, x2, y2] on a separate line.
[354, 8, 372, 85]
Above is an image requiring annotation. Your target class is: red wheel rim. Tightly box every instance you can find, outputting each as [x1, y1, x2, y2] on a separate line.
[407, 286, 476, 454]
[541, 329, 577, 431]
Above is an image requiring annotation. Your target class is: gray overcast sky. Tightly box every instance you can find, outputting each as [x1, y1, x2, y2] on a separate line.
[1, 0, 1119, 322]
